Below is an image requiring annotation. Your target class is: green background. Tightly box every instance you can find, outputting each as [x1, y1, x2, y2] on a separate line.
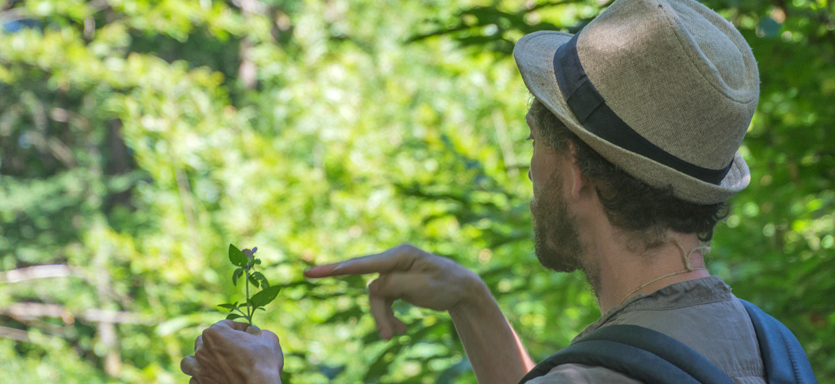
[1, 0, 832, 382]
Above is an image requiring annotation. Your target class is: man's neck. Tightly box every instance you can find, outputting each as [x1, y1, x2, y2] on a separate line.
[584, 230, 711, 314]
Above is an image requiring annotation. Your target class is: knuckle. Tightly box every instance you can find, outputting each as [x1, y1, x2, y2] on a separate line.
[369, 275, 392, 296]
[377, 273, 391, 284]
[368, 279, 380, 295]
[398, 243, 416, 252]
[264, 330, 280, 343]
[201, 328, 218, 344]
[194, 346, 207, 362]
[396, 243, 427, 265]
[220, 319, 238, 328]
[401, 243, 428, 258]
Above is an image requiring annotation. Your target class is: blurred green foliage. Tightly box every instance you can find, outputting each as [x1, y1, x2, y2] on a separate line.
[0, 0, 833, 382]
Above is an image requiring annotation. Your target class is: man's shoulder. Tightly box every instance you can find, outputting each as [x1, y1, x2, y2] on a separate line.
[525, 361, 768, 384]
[524, 363, 642, 384]
[530, 277, 766, 384]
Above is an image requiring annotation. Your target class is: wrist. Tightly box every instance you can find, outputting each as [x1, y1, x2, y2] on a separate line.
[247, 364, 281, 384]
[449, 275, 493, 317]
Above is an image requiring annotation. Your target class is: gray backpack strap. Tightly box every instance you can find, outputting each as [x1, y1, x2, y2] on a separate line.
[517, 324, 734, 384]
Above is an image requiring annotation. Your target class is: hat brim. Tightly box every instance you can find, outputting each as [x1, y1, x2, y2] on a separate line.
[513, 31, 750, 205]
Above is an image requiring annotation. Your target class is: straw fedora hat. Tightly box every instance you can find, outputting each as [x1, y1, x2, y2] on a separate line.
[513, 0, 759, 204]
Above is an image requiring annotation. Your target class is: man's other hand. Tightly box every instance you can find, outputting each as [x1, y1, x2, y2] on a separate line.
[181, 320, 283, 384]
[304, 243, 488, 340]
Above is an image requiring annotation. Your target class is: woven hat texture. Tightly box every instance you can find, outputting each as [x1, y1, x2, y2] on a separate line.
[513, 0, 759, 204]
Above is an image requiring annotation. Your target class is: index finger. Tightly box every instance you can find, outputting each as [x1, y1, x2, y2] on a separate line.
[303, 244, 423, 278]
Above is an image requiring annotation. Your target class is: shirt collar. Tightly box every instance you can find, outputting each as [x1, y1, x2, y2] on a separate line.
[572, 276, 733, 343]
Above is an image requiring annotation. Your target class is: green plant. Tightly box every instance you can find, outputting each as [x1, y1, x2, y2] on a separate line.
[218, 244, 281, 327]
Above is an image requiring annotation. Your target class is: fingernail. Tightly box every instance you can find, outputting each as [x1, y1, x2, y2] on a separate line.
[330, 262, 346, 273]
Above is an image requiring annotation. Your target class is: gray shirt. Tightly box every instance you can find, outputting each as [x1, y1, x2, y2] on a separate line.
[528, 276, 766, 384]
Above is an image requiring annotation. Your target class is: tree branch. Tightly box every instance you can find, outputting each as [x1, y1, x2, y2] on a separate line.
[0, 302, 156, 325]
[0, 325, 53, 344]
[1, 264, 135, 310]
[231, 0, 270, 16]
[0, 264, 77, 283]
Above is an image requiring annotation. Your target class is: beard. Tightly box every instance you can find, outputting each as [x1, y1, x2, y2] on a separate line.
[530, 172, 585, 273]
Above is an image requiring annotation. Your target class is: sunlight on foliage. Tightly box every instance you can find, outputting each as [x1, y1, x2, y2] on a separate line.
[1, 0, 833, 382]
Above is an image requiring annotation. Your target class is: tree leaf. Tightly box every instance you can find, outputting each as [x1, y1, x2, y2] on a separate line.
[226, 314, 242, 320]
[217, 302, 238, 309]
[228, 244, 248, 267]
[233, 268, 244, 286]
[250, 285, 281, 307]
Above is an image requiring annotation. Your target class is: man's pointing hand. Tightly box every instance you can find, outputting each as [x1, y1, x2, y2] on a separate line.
[303, 244, 486, 340]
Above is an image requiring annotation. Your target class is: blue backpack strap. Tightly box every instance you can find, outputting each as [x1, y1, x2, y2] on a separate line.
[517, 324, 735, 384]
[738, 299, 818, 384]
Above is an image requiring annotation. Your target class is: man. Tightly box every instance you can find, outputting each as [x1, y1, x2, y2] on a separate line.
[181, 0, 782, 382]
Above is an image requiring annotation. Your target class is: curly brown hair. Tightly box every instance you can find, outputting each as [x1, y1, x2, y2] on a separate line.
[528, 99, 728, 248]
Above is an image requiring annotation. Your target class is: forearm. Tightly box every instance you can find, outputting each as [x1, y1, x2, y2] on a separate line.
[449, 281, 535, 384]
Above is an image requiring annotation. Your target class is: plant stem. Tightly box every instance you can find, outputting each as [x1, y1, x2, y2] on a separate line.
[245, 268, 252, 326]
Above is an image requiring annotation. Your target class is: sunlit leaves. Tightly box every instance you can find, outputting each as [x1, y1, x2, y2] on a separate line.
[2, 0, 834, 382]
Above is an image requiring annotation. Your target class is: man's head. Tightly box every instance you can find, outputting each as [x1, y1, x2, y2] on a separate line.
[513, 0, 758, 204]
[527, 98, 728, 274]
[514, 0, 759, 275]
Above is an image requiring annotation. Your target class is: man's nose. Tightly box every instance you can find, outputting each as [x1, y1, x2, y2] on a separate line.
[528, 168, 532, 181]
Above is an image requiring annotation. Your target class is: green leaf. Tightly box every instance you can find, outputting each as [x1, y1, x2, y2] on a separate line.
[255, 259, 262, 265]
[249, 274, 260, 288]
[251, 272, 270, 288]
[233, 268, 244, 286]
[226, 314, 242, 320]
[228, 244, 248, 267]
[250, 285, 281, 307]
[217, 302, 238, 309]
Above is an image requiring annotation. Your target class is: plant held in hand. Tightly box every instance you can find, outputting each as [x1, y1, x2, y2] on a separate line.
[217, 244, 281, 327]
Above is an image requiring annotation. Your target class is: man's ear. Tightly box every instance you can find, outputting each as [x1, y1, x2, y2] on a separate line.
[567, 141, 593, 200]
